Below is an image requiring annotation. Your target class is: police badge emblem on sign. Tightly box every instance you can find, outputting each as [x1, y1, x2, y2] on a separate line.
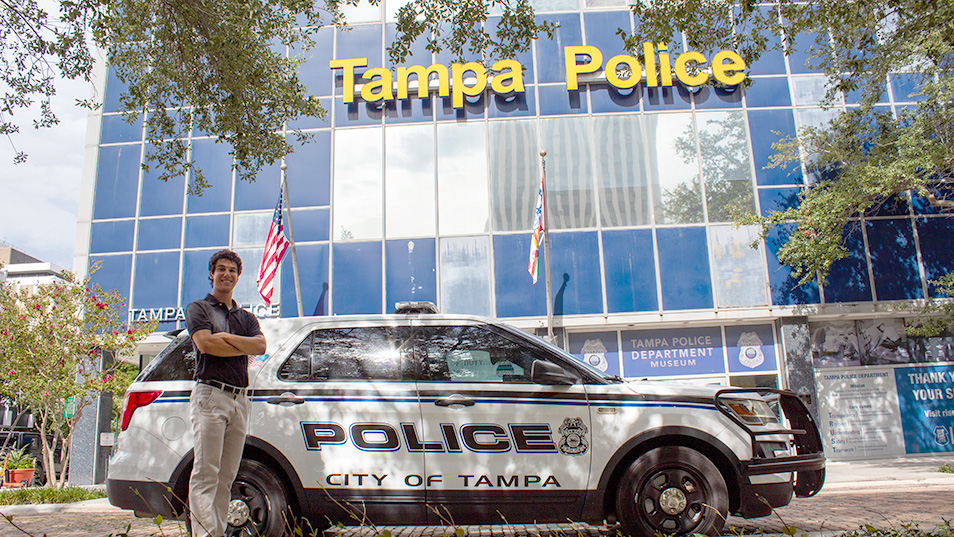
[559, 417, 589, 456]
[737, 332, 765, 369]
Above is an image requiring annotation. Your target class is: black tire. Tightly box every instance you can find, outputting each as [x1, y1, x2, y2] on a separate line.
[615, 446, 728, 537]
[225, 459, 293, 537]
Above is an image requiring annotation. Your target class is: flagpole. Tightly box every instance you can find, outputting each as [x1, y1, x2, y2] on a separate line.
[540, 150, 554, 344]
[280, 162, 304, 317]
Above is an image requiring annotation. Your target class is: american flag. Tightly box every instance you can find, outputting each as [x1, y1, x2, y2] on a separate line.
[527, 171, 545, 285]
[257, 185, 289, 305]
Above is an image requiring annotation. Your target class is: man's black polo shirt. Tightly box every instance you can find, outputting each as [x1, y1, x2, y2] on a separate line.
[185, 294, 263, 388]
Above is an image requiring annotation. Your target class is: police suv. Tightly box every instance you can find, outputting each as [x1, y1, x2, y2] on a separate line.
[107, 305, 825, 537]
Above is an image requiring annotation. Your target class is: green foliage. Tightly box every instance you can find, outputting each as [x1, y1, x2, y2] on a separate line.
[0, 485, 106, 505]
[940, 463, 954, 474]
[0, 268, 158, 488]
[2, 446, 34, 470]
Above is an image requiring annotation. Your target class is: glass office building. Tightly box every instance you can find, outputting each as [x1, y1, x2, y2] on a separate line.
[78, 1, 954, 457]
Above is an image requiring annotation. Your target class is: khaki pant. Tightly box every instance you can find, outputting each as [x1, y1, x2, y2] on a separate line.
[189, 383, 250, 537]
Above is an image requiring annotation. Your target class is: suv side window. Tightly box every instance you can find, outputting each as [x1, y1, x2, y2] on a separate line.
[278, 327, 413, 381]
[138, 335, 196, 382]
[418, 325, 541, 383]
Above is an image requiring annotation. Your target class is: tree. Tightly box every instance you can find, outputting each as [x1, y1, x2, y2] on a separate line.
[0, 268, 157, 487]
[3, 0, 552, 190]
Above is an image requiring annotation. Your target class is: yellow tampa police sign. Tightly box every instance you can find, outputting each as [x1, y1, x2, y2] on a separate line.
[330, 43, 746, 108]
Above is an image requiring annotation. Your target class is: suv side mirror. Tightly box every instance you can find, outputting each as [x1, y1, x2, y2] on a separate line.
[530, 360, 577, 385]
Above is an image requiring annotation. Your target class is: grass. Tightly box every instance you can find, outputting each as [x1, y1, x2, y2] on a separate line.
[0, 485, 106, 506]
[940, 463, 954, 474]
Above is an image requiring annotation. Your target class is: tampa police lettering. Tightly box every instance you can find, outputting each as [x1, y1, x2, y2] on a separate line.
[302, 421, 559, 453]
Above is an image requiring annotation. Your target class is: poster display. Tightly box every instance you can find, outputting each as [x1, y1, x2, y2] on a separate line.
[814, 366, 905, 460]
[894, 365, 954, 453]
[568, 332, 621, 377]
[621, 327, 725, 377]
[725, 324, 778, 373]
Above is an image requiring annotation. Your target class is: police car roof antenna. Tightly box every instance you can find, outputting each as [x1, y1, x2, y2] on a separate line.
[541, 149, 555, 345]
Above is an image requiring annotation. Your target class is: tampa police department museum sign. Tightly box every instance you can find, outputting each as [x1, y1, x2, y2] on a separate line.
[331, 43, 747, 107]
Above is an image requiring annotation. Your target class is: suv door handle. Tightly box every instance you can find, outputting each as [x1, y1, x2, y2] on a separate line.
[434, 394, 475, 407]
[266, 393, 305, 405]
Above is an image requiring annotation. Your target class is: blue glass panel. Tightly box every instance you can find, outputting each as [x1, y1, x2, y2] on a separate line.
[133, 252, 180, 309]
[384, 96, 434, 124]
[747, 29, 785, 75]
[692, 85, 743, 109]
[90, 220, 135, 253]
[137, 218, 182, 251]
[725, 324, 778, 373]
[621, 326, 725, 377]
[642, 85, 692, 111]
[866, 194, 911, 217]
[187, 139, 234, 213]
[493, 234, 548, 318]
[866, 219, 922, 301]
[602, 229, 658, 313]
[489, 90, 536, 118]
[294, 27, 334, 97]
[536, 13, 583, 83]
[786, 30, 821, 74]
[823, 227, 871, 303]
[335, 24, 383, 72]
[916, 217, 954, 296]
[548, 232, 603, 315]
[289, 208, 330, 242]
[488, 17, 535, 82]
[744, 78, 792, 107]
[764, 223, 820, 305]
[891, 73, 927, 103]
[180, 249, 217, 304]
[94, 145, 141, 219]
[568, 331, 620, 377]
[286, 131, 331, 208]
[140, 145, 186, 217]
[332, 242, 383, 314]
[748, 109, 802, 186]
[583, 11, 630, 56]
[758, 187, 802, 216]
[103, 65, 128, 113]
[912, 183, 954, 215]
[844, 81, 889, 105]
[436, 94, 485, 121]
[100, 115, 143, 144]
[385, 23, 431, 69]
[89, 254, 132, 303]
[386, 238, 437, 309]
[280, 243, 329, 317]
[656, 227, 713, 311]
[537, 84, 587, 115]
[235, 161, 280, 211]
[334, 96, 385, 127]
[439, 236, 493, 316]
[184, 214, 230, 248]
[590, 83, 640, 113]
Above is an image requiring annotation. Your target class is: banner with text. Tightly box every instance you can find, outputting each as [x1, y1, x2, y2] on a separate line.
[621, 327, 724, 377]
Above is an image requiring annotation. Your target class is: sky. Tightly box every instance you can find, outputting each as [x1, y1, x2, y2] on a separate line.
[0, 77, 92, 270]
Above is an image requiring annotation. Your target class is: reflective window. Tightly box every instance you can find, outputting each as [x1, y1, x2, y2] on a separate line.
[386, 124, 436, 237]
[792, 76, 834, 106]
[890, 74, 926, 103]
[692, 86, 743, 109]
[602, 229, 658, 312]
[137, 218, 182, 251]
[436, 94, 485, 121]
[334, 128, 383, 240]
[384, 22, 431, 66]
[764, 223, 820, 305]
[94, 145, 141, 220]
[101, 115, 143, 144]
[234, 162, 280, 212]
[384, 95, 435, 123]
[488, 91, 535, 119]
[437, 122, 489, 234]
[233, 212, 272, 247]
[89, 254, 132, 299]
[180, 249, 216, 304]
[536, 13, 582, 83]
[916, 217, 954, 296]
[584, 11, 630, 55]
[758, 187, 802, 216]
[279, 327, 412, 381]
[866, 219, 922, 301]
[538, 84, 587, 115]
[280, 243, 329, 317]
[696, 111, 755, 222]
[744, 78, 791, 107]
[643, 85, 692, 111]
[90, 220, 135, 254]
[439, 236, 492, 316]
[133, 252, 180, 309]
[334, 96, 385, 127]
[418, 325, 544, 384]
[549, 232, 603, 315]
[386, 238, 437, 308]
[332, 242, 383, 314]
[822, 228, 871, 303]
[231, 247, 267, 305]
[590, 84, 640, 113]
[493, 234, 548, 318]
[293, 27, 333, 99]
[656, 227, 713, 310]
[184, 214, 230, 248]
[748, 11, 785, 76]
[335, 24, 383, 70]
[490, 120, 538, 232]
[595, 115, 650, 226]
[535, 0, 579, 12]
[708, 225, 768, 308]
[286, 131, 331, 208]
[747, 109, 802, 186]
[786, 29, 822, 74]
[187, 139, 234, 214]
[289, 208, 330, 242]
[541, 117, 596, 229]
[140, 144, 186, 217]
[102, 65, 128, 113]
[647, 113, 703, 224]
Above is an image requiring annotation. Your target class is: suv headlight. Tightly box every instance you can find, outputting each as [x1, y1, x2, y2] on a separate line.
[721, 397, 780, 426]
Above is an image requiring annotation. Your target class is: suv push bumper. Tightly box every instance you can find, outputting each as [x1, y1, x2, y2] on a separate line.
[107, 478, 185, 519]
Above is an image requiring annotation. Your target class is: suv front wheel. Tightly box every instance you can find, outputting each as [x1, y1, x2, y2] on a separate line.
[615, 446, 728, 537]
[226, 459, 293, 537]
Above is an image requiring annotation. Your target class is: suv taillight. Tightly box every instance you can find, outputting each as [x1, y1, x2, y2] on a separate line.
[121, 390, 162, 431]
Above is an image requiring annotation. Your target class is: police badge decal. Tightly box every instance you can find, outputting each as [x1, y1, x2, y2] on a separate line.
[558, 417, 589, 455]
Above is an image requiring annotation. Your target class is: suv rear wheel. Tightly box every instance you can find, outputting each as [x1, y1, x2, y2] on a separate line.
[615, 446, 728, 537]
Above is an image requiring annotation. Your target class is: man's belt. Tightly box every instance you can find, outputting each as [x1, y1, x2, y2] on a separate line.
[196, 379, 247, 395]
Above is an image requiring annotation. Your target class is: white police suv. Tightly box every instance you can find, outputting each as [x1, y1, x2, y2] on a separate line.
[108, 305, 825, 537]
